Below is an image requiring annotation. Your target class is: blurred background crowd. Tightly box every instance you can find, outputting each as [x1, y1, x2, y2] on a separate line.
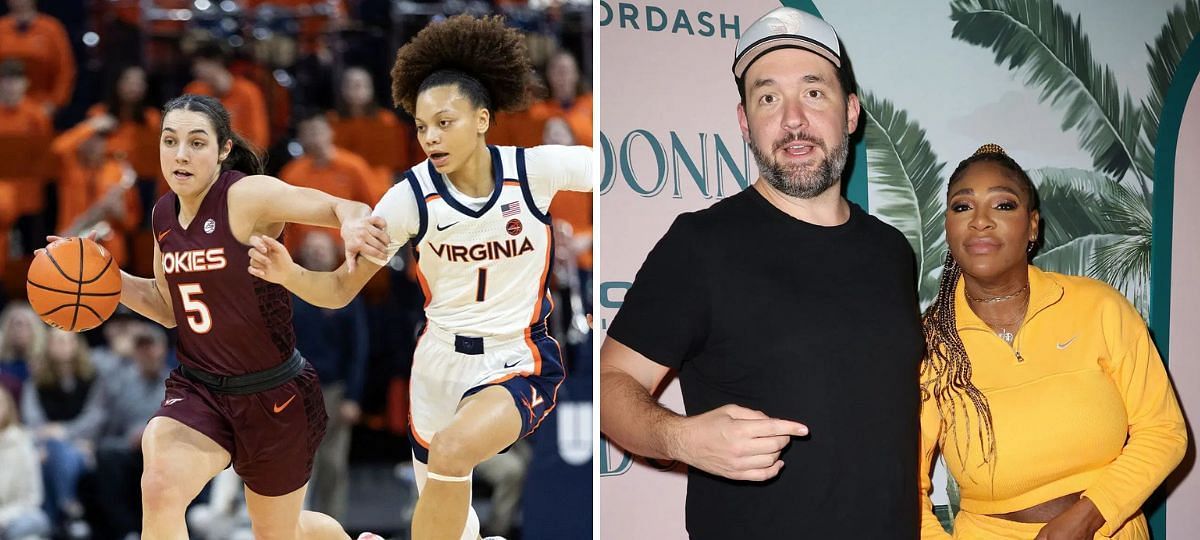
[0, 1, 593, 538]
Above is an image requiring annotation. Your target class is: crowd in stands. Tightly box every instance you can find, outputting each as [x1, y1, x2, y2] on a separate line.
[0, 1, 592, 538]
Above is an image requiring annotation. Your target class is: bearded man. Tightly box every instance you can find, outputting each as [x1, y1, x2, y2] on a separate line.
[598, 7, 924, 539]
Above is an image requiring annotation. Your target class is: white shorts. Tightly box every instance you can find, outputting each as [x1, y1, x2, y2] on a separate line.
[408, 322, 564, 464]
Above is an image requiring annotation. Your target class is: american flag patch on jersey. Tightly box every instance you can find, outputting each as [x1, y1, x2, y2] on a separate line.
[502, 201, 521, 217]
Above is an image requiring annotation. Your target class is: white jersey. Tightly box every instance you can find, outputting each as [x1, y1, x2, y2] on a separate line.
[367, 145, 593, 337]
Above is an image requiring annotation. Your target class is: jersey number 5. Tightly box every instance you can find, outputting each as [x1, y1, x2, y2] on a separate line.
[178, 283, 212, 333]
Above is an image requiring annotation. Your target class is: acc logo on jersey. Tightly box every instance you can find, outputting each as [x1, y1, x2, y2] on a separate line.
[506, 218, 523, 236]
[162, 248, 227, 274]
[203, 218, 216, 234]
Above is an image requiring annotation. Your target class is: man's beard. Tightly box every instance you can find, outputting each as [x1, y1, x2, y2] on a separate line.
[749, 130, 850, 199]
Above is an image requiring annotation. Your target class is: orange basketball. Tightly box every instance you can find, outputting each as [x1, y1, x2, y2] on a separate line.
[26, 237, 122, 332]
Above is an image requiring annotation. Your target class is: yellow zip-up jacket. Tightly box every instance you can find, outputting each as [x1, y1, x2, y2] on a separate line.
[920, 266, 1186, 538]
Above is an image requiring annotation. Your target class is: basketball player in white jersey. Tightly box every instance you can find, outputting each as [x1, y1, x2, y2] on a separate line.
[246, 15, 592, 540]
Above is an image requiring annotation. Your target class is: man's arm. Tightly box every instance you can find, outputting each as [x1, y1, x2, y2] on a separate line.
[599, 337, 808, 481]
[598, 337, 679, 460]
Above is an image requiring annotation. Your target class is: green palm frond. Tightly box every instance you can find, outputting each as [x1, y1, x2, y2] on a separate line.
[1142, 0, 1200, 151]
[949, 0, 1151, 194]
[1099, 175, 1152, 236]
[1033, 233, 1128, 278]
[861, 92, 948, 305]
[1029, 167, 1149, 311]
[1027, 167, 1123, 253]
[1092, 235, 1151, 316]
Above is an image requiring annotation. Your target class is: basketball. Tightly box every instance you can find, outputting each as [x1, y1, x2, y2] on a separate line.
[26, 237, 122, 332]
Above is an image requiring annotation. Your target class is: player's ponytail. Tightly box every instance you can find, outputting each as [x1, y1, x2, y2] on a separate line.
[163, 94, 265, 175]
[222, 132, 265, 175]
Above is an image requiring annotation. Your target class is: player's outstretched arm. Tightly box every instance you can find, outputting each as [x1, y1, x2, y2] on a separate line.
[229, 174, 391, 264]
[246, 234, 380, 309]
[600, 337, 808, 482]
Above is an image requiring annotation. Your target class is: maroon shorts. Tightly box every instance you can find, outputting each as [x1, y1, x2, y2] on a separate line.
[154, 362, 327, 496]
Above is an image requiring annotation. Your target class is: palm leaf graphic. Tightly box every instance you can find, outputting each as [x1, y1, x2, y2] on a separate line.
[949, 0, 1151, 196]
[861, 92, 948, 305]
[1028, 167, 1149, 313]
[1028, 167, 1122, 253]
[1142, 0, 1200, 154]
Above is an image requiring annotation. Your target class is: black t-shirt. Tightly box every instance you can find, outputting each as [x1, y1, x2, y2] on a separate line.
[608, 188, 924, 539]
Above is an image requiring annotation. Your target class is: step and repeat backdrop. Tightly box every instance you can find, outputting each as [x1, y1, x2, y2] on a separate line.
[597, 0, 1200, 537]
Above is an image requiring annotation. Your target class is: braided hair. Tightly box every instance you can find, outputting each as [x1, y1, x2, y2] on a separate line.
[389, 15, 536, 124]
[921, 143, 1038, 468]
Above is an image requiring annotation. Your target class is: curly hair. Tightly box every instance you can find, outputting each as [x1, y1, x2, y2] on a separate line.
[390, 15, 535, 118]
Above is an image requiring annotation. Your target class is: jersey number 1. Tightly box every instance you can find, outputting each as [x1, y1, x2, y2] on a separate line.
[178, 283, 212, 333]
[476, 268, 487, 302]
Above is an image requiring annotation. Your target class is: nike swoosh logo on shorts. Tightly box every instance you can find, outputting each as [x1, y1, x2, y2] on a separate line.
[503, 360, 521, 369]
[1057, 335, 1079, 349]
[436, 222, 459, 231]
[273, 394, 296, 413]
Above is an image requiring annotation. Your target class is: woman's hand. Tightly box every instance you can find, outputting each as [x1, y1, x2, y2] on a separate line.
[1035, 497, 1105, 540]
[247, 235, 300, 286]
[39, 231, 99, 255]
[341, 215, 390, 272]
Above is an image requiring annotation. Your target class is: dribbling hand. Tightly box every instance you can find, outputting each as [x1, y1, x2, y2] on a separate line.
[341, 215, 390, 272]
[40, 231, 100, 255]
[247, 235, 297, 285]
[675, 404, 808, 482]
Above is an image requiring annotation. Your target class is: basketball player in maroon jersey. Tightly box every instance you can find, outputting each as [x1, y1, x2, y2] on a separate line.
[62, 94, 389, 539]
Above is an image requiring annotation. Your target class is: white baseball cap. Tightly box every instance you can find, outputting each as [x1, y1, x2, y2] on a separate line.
[733, 7, 842, 79]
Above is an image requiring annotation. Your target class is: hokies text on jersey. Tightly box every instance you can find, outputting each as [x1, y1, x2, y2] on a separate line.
[162, 248, 227, 274]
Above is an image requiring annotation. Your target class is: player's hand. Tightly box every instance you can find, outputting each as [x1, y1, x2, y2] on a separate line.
[1034, 498, 1105, 540]
[673, 404, 807, 482]
[341, 215, 389, 272]
[247, 234, 298, 285]
[39, 231, 100, 255]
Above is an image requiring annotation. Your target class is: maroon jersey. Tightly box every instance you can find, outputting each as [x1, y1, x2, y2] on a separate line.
[152, 170, 294, 376]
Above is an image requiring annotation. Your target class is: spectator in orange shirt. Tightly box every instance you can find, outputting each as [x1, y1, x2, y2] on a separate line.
[51, 114, 141, 267]
[328, 66, 420, 185]
[529, 50, 592, 146]
[184, 43, 270, 151]
[279, 111, 383, 252]
[543, 118, 592, 274]
[0, 59, 52, 269]
[88, 65, 161, 186]
[0, 0, 74, 116]
[487, 70, 547, 148]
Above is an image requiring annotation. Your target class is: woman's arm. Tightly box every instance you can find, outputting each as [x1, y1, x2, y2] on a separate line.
[227, 174, 390, 264]
[919, 397, 954, 539]
[1080, 298, 1187, 536]
[118, 239, 176, 328]
[247, 234, 381, 309]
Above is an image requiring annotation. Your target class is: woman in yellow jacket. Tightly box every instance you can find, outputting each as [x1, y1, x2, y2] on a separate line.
[919, 144, 1186, 539]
